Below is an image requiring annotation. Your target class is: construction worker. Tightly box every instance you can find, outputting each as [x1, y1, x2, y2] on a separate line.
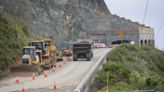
[65, 47, 71, 61]
[50, 45, 57, 71]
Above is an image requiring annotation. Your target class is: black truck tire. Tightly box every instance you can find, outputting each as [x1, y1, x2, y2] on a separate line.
[86, 54, 91, 61]
[87, 57, 91, 61]
[73, 54, 77, 61]
[73, 57, 77, 61]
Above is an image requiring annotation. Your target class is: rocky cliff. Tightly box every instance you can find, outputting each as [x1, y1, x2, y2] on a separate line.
[0, 0, 110, 43]
[0, 0, 149, 43]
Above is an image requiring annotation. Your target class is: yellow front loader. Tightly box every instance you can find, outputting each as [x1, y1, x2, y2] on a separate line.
[29, 39, 57, 69]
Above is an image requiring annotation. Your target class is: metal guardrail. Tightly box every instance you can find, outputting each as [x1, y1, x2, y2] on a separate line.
[74, 49, 113, 92]
[73, 47, 159, 92]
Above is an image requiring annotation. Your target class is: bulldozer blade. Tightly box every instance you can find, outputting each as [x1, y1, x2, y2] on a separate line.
[10, 65, 43, 76]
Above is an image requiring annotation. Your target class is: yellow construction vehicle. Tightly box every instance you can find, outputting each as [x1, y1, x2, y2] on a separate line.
[29, 38, 57, 57]
[22, 46, 41, 65]
[10, 38, 57, 75]
[29, 38, 57, 69]
[43, 38, 60, 59]
[29, 39, 49, 58]
[21, 46, 43, 74]
[56, 51, 63, 61]
[43, 38, 62, 61]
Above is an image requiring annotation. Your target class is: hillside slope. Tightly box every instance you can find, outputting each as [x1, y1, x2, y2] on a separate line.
[92, 45, 164, 92]
[0, 0, 110, 42]
[0, 11, 28, 73]
[0, 0, 150, 43]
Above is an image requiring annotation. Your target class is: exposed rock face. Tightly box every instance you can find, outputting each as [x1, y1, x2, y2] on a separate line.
[0, 0, 110, 43]
[90, 15, 141, 31]
[0, 0, 153, 44]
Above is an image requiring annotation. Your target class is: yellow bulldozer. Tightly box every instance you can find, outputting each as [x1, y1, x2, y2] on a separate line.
[41, 38, 64, 62]
[21, 46, 43, 74]
[11, 38, 58, 75]
[28, 39, 57, 69]
[22, 46, 41, 65]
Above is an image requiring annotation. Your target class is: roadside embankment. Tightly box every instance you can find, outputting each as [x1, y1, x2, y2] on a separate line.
[91, 45, 164, 92]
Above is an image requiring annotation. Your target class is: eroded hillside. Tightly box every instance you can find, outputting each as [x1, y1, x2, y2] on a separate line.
[0, 0, 110, 43]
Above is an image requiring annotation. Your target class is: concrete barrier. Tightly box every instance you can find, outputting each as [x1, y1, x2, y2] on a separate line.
[74, 49, 113, 92]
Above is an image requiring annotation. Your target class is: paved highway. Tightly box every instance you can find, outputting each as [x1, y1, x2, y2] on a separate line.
[0, 48, 112, 92]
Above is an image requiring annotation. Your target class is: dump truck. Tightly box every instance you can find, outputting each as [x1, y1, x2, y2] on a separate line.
[73, 39, 93, 61]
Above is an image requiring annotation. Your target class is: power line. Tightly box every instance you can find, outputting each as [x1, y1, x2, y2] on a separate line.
[142, 0, 150, 24]
[156, 19, 164, 40]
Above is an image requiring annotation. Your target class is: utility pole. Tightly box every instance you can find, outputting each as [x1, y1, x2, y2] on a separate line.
[106, 71, 109, 92]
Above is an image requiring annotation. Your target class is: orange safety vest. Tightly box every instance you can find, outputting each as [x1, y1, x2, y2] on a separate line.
[66, 49, 71, 55]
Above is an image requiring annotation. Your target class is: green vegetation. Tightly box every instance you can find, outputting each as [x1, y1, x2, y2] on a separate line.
[0, 12, 28, 73]
[94, 45, 164, 92]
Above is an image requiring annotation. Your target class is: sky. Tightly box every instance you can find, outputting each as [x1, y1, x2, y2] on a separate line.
[104, 0, 164, 50]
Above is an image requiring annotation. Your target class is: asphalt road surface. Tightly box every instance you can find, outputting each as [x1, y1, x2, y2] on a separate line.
[0, 48, 112, 92]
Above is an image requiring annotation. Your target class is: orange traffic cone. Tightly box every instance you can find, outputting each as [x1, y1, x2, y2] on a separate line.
[44, 71, 48, 77]
[15, 75, 20, 84]
[21, 86, 26, 92]
[53, 82, 57, 90]
[32, 73, 36, 80]
[59, 64, 62, 68]
[63, 61, 66, 64]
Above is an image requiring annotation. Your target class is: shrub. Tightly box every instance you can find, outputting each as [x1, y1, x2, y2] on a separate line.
[0, 12, 28, 71]
[96, 45, 164, 92]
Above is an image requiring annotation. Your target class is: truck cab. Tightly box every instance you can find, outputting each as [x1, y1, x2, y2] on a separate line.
[29, 40, 49, 58]
[22, 46, 41, 65]
[73, 40, 93, 61]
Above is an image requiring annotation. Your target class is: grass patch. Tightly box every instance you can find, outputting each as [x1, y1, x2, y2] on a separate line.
[94, 45, 164, 92]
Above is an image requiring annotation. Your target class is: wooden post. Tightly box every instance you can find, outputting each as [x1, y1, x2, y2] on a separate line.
[107, 71, 109, 92]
